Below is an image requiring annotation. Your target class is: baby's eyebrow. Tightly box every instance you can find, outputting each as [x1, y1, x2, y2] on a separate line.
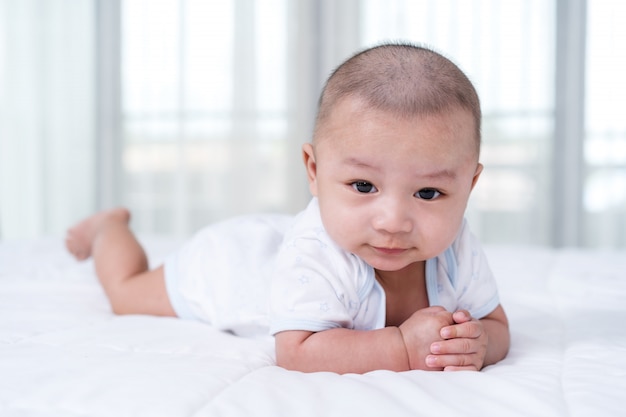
[343, 157, 457, 180]
[418, 169, 457, 180]
[343, 157, 381, 172]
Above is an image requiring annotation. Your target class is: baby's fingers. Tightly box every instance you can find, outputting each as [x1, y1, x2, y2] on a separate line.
[452, 310, 472, 324]
[425, 353, 480, 370]
[443, 365, 479, 372]
[431, 338, 475, 355]
[429, 337, 487, 371]
[440, 320, 482, 339]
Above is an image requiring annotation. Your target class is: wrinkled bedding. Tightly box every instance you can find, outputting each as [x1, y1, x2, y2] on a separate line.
[1, 237, 625, 417]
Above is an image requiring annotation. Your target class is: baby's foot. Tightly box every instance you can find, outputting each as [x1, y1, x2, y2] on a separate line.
[65, 208, 130, 260]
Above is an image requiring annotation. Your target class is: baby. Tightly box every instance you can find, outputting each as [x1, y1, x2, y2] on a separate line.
[67, 43, 510, 374]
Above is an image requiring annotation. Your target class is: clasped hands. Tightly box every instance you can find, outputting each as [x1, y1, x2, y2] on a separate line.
[398, 306, 488, 372]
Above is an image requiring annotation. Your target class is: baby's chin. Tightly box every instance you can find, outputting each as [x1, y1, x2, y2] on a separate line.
[359, 252, 426, 273]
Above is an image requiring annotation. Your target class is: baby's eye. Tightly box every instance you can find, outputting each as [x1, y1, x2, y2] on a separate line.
[415, 188, 441, 200]
[352, 181, 377, 194]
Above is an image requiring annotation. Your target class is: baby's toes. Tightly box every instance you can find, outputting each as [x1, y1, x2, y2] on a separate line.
[65, 235, 88, 260]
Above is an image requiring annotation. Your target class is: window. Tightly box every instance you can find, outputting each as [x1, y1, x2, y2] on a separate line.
[120, 0, 290, 235]
[584, 1, 626, 246]
[361, 0, 555, 245]
[1, 0, 624, 247]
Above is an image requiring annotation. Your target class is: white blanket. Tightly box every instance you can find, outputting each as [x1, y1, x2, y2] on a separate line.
[1, 237, 625, 417]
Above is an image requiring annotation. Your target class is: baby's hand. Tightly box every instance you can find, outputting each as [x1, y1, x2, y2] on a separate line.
[426, 310, 488, 371]
[398, 306, 454, 371]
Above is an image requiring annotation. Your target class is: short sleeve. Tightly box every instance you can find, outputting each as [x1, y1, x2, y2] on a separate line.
[426, 220, 500, 319]
[269, 199, 379, 335]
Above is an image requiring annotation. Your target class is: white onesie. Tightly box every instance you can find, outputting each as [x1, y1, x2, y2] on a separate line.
[164, 198, 500, 337]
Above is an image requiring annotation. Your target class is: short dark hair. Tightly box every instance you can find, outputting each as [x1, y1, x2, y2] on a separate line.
[314, 43, 481, 153]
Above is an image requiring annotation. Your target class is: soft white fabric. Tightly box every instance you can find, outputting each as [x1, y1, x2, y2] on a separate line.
[425, 219, 501, 320]
[269, 198, 384, 334]
[270, 198, 499, 334]
[1, 238, 625, 417]
[163, 213, 291, 337]
[163, 198, 499, 336]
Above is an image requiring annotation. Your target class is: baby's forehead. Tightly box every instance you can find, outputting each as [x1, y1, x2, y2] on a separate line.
[315, 98, 477, 149]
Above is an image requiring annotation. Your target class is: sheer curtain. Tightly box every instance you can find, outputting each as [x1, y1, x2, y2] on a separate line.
[0, 0, 96, 239]
[113, 0, 361, 236]
[584, 1, 626, 247]
[1, 0, 624, 247]
[361, 0, 556, 246]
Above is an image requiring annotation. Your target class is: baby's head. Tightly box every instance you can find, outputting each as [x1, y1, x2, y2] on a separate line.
[314, 43, 481, 155]
[303, 43, 484, 270]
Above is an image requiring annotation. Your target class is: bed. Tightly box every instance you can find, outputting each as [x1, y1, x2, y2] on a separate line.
[1, 236, 625, 417]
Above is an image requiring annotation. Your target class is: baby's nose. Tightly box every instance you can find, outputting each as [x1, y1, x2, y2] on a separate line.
[371, 199, 413, 234]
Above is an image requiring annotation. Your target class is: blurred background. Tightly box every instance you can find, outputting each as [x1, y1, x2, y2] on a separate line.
[0, 0, 624, 248]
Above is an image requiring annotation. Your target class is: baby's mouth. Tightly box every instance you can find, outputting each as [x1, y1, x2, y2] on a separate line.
[371, 246, 408, 255]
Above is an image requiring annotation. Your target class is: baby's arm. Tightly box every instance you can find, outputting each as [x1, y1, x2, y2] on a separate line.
[275, 306, 454, 374]
[425, 304, 509, 371]
[275, 327, 408, 374]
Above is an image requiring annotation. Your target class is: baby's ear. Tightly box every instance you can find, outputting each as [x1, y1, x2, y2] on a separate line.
[302, 143, 318, 196]
[470, 163, 483, 191]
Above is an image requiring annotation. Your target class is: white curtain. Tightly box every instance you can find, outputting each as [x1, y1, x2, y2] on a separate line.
[584, 0, 626, 246]
[361, 0, 557, 246]
[112, 0, 362, 236]
[1, 0, 625, 247]
[0, 0, 96, 239]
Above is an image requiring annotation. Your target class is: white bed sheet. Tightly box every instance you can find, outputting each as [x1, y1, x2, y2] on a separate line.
[0, 237, 625, 417]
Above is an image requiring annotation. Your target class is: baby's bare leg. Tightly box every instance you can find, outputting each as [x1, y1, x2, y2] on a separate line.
[66, 208, 176, 317]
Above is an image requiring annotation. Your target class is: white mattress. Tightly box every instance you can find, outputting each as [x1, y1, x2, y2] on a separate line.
[1, 237, 625, 417]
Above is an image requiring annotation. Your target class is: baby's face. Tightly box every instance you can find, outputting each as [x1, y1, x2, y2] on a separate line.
[303, 97, 482, 272]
